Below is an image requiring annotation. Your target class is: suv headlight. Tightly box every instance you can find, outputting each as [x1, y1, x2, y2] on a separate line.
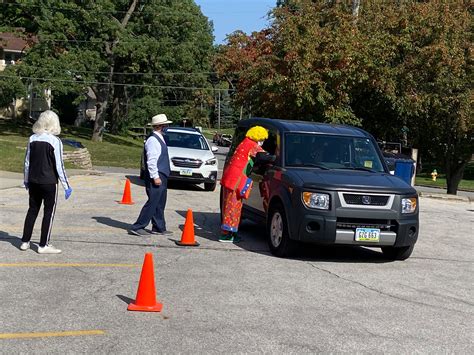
[205, 158, 217, 166]
[401, 197, 417, 214]
[302, 192, 330, 210]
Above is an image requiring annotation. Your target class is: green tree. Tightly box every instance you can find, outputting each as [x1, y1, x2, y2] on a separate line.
[215, 2, 364, 125]
[356, 1, 473, 194]
[0, 0, 214, 141]
[216, 0, 472, 194]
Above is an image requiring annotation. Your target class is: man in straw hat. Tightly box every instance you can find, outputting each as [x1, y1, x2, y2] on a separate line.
[129, 114, 174, 236]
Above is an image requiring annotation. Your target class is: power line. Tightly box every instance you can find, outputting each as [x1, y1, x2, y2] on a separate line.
[1, 2, 262, 15]
[0, 33, 192, 45]
[0, 74, 235, 91]
[1, 2, 145, 15]
[0, 65, 222, 76]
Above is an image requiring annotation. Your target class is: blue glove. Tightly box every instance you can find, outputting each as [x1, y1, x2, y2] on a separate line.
[24, 182, 29, 190]
[65, 187, 73, 200]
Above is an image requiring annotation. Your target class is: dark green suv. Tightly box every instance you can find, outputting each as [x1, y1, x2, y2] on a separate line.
[222, 118, 419, 260]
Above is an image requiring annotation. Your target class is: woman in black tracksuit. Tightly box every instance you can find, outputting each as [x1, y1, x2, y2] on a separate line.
[21, 110, 72, 254]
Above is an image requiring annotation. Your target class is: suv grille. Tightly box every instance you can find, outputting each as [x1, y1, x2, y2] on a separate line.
[336, 217, 397, 232]
[172, 158, 202, 168]
[343, 194, 390, 206]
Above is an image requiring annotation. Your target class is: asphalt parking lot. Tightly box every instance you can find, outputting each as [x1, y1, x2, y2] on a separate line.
[0, 172, 472, 353]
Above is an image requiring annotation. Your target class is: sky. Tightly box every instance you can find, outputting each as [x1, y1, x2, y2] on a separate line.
[194, 0, 276, 44]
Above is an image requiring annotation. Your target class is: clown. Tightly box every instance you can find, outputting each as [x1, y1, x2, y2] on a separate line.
[219, 126, 269, 243]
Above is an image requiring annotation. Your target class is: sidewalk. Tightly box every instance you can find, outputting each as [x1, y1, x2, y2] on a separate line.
[415, 185, 473, 202]
[0, 169, 103, 190]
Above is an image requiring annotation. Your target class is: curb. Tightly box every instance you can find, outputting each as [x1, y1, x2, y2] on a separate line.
[416, 184, 474, 193]
[418, 191, 472, 202]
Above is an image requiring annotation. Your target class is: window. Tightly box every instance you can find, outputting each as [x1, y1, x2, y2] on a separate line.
[164, 132, 209, 150]
[285, 133, 384, 172]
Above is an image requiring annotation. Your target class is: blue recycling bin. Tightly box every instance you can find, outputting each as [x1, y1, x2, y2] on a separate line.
[394, 159, 415, 185]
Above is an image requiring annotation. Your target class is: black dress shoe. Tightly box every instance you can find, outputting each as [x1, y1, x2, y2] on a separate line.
[128, 228, 150, 236]
[150, 229, 173, 235]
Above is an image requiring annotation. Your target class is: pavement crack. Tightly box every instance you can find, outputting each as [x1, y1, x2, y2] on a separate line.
[306, 262, 471, 315]
[402, 284, 474, 307]
[410, 256, 473, 263]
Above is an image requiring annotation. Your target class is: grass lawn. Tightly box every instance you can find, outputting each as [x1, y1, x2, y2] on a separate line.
[201, 127, 235, 139]
[415, 175, 474, 191]
[0, 119, 143, 173]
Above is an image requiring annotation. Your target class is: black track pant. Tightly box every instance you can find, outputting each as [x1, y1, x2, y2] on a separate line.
[22, 183, 58, 247]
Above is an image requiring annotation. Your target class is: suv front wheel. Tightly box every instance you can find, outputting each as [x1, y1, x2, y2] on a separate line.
[381, 244, 414, 261]
[267, 203, 296, 257]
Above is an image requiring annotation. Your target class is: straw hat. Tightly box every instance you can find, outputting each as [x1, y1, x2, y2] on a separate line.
[148, 114, 173, 126]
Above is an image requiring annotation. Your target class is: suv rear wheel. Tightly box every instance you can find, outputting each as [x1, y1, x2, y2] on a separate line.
[381, 244, 414, 260]
[267, 203, 296, 257]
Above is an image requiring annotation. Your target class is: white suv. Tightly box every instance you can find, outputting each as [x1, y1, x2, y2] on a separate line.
[160, 127, 219, 191]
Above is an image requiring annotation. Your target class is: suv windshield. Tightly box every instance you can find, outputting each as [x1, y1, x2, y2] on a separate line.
[285, 133, 385, 172]
[165, 132, 209, 150]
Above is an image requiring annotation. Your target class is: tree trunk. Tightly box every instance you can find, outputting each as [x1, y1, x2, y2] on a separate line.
[90, 0, 139, 141]
[92, 97, 107, 142]
[446, 160, 467, 195]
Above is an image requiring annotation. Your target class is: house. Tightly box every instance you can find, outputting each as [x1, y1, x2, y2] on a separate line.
[0, 32, 49, 120]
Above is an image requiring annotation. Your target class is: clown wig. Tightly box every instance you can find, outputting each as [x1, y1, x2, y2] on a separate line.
[246, 126, 268, 142]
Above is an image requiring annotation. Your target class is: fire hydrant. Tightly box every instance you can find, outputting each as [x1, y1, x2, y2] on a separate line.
[431, 169, 438, 182]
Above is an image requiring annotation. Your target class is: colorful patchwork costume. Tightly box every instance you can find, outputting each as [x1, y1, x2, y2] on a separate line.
[219, 126, 268, 242]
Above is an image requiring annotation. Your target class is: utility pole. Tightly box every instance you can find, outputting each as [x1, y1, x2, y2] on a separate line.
[217, 90, 221, 131]
[28, 81, 33, 120]
[352, 0, 361, 23]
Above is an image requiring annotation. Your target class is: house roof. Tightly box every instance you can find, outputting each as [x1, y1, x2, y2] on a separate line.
[0, 32, 36, 52]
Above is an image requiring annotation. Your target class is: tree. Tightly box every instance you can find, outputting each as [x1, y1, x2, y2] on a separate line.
[216, 0, 472, 194]
[0, 0, 214, 141]
[215, 2, 364, 125]
[356, 1, 473, 194]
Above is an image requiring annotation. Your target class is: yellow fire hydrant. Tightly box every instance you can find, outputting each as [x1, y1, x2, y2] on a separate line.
[431, 169, 438, 182]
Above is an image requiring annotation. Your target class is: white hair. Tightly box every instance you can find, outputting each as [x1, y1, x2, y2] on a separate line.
[32, 110, 61, 135]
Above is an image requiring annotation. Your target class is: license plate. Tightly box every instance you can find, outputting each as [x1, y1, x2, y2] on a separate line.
[355, 228, 380, 242]
[179, 168, 193, 176]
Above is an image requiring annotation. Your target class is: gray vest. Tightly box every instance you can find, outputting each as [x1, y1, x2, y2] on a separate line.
[144, 133, 170, 178]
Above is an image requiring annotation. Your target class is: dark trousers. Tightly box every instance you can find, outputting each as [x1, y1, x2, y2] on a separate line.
[132, 173, 168, 232]
[22, 183, 58, 247]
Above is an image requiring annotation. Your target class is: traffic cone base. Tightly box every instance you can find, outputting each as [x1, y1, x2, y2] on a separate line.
[127, 253, 162, 312]
[119, 178, 134, 204]
[127, 302, 163, 312]
[175, 209, 200, 247]
[175, 240, 200, 247]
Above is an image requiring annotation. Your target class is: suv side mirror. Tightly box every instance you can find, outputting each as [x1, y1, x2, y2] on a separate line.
[211, 146, 218, 152]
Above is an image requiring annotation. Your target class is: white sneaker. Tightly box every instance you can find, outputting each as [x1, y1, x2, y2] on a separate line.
[19, 242, 30, 251]
[37, 245, 62, 254]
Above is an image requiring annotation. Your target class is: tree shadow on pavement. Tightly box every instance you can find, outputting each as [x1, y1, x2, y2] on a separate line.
[173, 210, 390, 263]
[92, 217, 132, 231]
[125, 174, 206, 192]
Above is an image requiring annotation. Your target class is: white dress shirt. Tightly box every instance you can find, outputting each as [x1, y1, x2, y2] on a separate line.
[145, 131, 166, 179]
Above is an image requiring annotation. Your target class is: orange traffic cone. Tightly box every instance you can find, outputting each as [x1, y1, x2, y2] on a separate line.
[127, 253, 163, 312]
[175, 209, 200, 247]
[119, 178, 134, 204]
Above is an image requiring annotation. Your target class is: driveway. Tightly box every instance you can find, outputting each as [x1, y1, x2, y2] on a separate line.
[0, 172, 472, 353]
